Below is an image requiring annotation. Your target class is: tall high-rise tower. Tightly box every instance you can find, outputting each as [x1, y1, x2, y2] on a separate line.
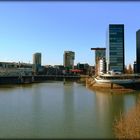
[107, 24, 125, 72]
[63, 51, 75, 69]
[136, 29, 140, 73]
[33, 53, 41, 73]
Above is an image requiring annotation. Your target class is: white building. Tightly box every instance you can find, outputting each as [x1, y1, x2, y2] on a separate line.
[97, 58, 106, 75]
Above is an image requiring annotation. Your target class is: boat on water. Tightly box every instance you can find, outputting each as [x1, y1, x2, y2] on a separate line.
[94, 74, 140, 84]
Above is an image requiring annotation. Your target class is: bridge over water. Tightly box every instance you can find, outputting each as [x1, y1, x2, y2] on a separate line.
[0, 75, 89, 84]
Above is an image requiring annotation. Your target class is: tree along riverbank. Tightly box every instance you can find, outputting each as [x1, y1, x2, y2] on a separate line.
[114, 100, 140, 139]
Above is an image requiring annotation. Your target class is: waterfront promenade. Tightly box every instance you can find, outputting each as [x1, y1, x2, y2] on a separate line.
[86, 75, 140, 93]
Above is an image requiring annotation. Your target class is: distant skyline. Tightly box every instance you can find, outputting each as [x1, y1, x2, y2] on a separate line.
[0, 2, 140, 66]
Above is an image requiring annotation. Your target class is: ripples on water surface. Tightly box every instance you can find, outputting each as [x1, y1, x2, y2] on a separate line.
[0, 81, 140, 138]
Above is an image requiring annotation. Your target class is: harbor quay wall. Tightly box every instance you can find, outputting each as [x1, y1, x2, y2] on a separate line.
[33, 75, 80, 82]
[0, 75, 86, 84]
[86, 77, 140, 92]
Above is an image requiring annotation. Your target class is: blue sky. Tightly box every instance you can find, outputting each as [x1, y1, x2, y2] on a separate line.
[0, 2, 139, 66]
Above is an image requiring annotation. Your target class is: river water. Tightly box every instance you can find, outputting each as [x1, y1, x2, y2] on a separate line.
[0, 81, 139, 138]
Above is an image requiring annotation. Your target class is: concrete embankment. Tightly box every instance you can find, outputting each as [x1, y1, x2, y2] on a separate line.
[86, 77, 136, 93]
[0, 75, 83, 84]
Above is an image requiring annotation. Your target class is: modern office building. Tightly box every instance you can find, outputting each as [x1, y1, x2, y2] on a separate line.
[107, 24, 125, 72]
[33, 53, 41, 66]
[63, 51, 75, 69]
[91, 48, 106, 75]
[136, 29, 140, 73]
[33, 53, 41, 73]
[133, 61, 137, 73]
[77, 63, 90, 75]
[91, 48, 106, 63]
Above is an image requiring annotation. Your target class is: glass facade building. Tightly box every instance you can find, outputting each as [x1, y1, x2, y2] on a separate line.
[136, 29, 140, 73]
[107, 24, 125, 72]
[33, 53, 42, 73]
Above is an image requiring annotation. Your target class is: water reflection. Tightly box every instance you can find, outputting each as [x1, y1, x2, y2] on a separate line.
[0, 82, 140, 138]
[31, 84, 42, 138]
[63, 82, 75, 137]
